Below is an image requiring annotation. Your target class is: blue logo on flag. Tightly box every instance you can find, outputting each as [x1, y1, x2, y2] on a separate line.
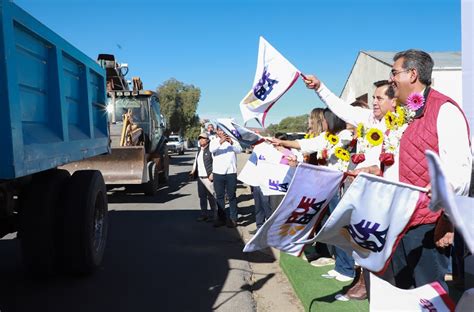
[345, 220, 388, 253]
[253, 68, 278, 101]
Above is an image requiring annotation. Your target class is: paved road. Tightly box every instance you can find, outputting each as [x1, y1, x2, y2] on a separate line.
[0, 152, 277, 312]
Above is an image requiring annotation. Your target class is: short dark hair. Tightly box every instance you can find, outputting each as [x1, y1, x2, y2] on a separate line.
[323, 108, 346, 134]
[351, 99, 369, 109]
[373, 80, 390, 88]
[393, 49, 434, 85]
[373, 80, 395, 99]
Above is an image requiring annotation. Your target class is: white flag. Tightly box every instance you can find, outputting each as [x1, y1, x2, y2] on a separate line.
[240, 36, 300, 127]
[215, 118, 264, 146]
[257, 161, 296, 196]
[300, 173, 427, 273]
[243, 163, 343, 256]
[237, 143, 283, 187]
[369, 273, 455, 312]
[426, 150, 474, 253]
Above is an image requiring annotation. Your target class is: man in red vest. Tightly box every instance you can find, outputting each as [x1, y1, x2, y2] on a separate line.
[384, 49, 471, 290]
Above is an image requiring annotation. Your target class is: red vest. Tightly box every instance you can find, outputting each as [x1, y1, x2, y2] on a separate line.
[399, 88, 469, 227]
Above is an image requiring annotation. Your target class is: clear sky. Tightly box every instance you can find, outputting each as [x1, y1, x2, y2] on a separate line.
[14, 0, 461, 127]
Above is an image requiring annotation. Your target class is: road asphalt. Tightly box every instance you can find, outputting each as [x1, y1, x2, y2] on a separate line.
[0, 150, 302, 312]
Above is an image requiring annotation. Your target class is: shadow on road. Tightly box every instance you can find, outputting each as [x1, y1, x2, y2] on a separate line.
[0, 152, 276, 312]
[0, 209, 272, 312]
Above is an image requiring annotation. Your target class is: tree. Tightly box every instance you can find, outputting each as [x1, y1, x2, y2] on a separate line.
[265, 114, 308, 135]
[157, 78, 201, 138]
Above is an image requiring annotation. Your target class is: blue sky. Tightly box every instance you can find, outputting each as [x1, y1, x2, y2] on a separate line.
[15, 0, 461, 127]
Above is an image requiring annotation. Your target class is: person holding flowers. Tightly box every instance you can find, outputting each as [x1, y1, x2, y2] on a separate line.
[381, 49, 472, 291]
[302, 76, 397, 174]
[270, 108, 353, 172]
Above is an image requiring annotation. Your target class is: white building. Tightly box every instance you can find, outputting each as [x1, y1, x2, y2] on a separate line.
[340, 51, 462, 108]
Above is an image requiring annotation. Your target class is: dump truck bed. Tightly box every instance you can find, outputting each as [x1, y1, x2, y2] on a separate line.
[0, 0, 109, 179]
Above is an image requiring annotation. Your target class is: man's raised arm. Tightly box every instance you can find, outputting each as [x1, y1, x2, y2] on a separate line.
[302, 75, 372, 126]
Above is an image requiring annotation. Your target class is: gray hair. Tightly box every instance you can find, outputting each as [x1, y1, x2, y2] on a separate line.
[393, 49, 434, 86]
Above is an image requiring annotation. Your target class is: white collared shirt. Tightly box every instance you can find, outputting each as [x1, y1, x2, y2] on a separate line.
[197, 148, 207, 177]
[209, 138, 242, 174]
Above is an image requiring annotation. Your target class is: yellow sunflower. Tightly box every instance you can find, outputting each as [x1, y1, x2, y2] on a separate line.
[335, 147, 350, 162]
[325, 133, 339, 145]
[384, 111, 397, 130]
[366, 128, 384, 146]
[396, 106, 405, 127]
[356, 123, 364, 138]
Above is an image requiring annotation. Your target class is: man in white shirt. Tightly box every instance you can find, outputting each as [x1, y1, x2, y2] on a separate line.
[209, 127, 242, 228]
[303, 77, 397, 172]
[190, 132, 219, 222]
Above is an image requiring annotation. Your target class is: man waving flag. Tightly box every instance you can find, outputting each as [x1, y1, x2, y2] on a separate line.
[240, 36, 300, 127]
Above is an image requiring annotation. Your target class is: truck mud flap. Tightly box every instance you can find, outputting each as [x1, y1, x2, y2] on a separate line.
[61, 147, 146, 185]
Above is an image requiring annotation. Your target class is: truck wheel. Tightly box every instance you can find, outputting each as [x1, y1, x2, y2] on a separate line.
[144, 162, 158, 196]
[19, 169, 70, 277]
[60, 170, 108, 275]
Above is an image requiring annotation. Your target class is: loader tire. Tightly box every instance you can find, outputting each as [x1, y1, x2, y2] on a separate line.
[60, 170, 108, 275]
[144, 162, 159, 196]
[19, 169, 70, 277]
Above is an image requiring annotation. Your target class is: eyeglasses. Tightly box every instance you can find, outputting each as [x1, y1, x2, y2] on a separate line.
[390, 68, 412, 79]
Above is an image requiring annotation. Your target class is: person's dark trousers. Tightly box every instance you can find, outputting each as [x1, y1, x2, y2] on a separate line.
[213, 173, 238, 221]
[329, 193, 355, 277]
[197, 178, 216, 219]
[452, 231, 465, 286]
[253, 186, 272, 228]
[387, 223, 450, 291]
[269, 194, 284, 212]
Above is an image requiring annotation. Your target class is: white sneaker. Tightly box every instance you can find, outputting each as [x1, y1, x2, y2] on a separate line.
[310, 257, 335, 267]
[321, 269, 354, 282]
[335, 294, 349, 302]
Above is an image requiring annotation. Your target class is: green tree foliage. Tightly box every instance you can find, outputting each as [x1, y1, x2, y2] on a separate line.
[265, 114, 308, 135]
[157, 78, 201, 138]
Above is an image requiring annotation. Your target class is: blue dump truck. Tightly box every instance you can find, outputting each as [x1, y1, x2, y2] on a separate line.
[0, 0, 109, 276]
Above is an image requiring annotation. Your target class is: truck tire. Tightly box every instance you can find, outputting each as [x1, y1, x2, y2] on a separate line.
[19, 169, 70, 277]
[144, 162, 158, 196]
[60, 170, 108, 275]
[158, 155, 169, 185]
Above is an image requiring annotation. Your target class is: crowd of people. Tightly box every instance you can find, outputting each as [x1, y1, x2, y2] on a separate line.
[190, 49, 472, 303]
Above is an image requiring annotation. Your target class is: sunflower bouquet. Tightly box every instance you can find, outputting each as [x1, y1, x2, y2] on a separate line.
[318, 131, 351, 171]
[352, 123, 384, 164]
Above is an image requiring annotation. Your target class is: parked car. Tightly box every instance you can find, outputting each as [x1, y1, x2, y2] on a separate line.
[286, 132, 306, 140]
[167, 135, 185, 155]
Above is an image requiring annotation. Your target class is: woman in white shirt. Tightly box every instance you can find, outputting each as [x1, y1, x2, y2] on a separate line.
[271, 108, 353, 171]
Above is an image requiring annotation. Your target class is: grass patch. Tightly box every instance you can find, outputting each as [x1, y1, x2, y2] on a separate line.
[280, 252, 369, 312]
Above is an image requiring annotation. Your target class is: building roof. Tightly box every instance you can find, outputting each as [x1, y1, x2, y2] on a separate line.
[363, 51, 461, 70]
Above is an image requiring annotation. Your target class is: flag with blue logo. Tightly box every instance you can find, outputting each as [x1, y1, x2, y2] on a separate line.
[240, 36, 300, 127]
[300, 173, 428, 273]
[243, 163, 343, 256]
[238, 142, 284, 187]
[257, 160, 296, 196]
[215, 118, 264, 147]
[369, 273, 455, 312]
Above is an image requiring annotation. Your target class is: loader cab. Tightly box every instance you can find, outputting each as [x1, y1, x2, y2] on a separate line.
[106, 90, 165, 153]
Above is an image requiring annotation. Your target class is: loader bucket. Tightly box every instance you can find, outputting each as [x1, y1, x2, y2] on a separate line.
[61, 146, 146, 185]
